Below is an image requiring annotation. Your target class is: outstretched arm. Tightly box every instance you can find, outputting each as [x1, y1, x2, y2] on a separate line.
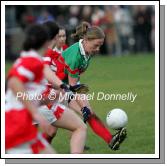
[68, 75, 93, 123]
[44, 64, 63, 88]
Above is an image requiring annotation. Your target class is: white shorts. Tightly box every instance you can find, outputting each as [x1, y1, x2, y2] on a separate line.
[43, 88, 69, 106]
[37, 103, 66, 124]
[6, 133, 49, 154]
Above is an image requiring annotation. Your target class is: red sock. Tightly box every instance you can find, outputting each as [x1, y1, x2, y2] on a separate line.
[87, 114, 112, 144]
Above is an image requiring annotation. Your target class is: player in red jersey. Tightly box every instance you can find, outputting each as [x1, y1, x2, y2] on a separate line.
[36, 21, 87, 154]
[42, 23, 90, 151]
[43, 26, 68, 81]
[5, 24, 57, 154]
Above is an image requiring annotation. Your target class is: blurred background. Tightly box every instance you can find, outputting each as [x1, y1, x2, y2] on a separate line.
[5, 5, 155, 60]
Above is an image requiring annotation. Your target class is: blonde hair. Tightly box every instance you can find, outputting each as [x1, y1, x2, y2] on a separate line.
[71, 21, 105, 40]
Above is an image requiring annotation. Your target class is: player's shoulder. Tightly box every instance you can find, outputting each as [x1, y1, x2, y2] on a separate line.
[20, 50, 43, 63]
[63, 42, 79, 55]
[62, 42, 81, 63]
[15, 50, 44, 70]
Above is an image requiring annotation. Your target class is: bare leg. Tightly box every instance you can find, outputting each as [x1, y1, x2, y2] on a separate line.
[69, 100, 82, 115]
[69, 98, 112, 145]
[52, 107, 87, 154]
[45, 127, 58, 144]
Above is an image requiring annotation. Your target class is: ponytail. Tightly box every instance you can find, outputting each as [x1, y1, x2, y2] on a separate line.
[71, 21, 91, 39]
[71, 21, 105, 40]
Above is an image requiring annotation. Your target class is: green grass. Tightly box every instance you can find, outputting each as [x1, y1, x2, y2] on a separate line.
[5, 53, 155, 154]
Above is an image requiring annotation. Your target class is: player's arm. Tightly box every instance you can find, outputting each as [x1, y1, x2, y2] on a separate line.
[7, 77, 55, 132]
[44, 64, 74, 103]
[43, 47, 65, 89]
[68, 75, 92, 123]
[8, 77, 37, 117]
[68, 75, 90, 107]
[68, 76, 85, 108]
[68, 76, 79, 86]
[44, 64, 64, 88]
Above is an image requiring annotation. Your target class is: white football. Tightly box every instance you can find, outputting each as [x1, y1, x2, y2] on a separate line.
[106, 108, 128, 129]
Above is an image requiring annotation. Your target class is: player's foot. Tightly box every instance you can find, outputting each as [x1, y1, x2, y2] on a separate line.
[108, 127, 127, 150]
[84, 145, 90, 151]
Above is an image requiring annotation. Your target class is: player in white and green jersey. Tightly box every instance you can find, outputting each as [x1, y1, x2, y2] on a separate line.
[58, 21, 127, 150]
[59, 40, 91, 83]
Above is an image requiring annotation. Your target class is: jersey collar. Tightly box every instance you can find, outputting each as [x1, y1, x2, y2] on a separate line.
[79, 39, 90, 61]
[53, 46, 63, 54]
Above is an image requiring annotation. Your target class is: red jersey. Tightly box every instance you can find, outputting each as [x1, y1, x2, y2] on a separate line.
[5, 50, 47, 149]
[43, 44, 68, 80]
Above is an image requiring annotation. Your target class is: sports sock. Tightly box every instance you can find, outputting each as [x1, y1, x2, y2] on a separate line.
[87, 114, 112, 144]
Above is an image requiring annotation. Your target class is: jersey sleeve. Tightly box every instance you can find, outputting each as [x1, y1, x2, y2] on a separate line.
[8, 57, 44, 83]
[67, 59, 80, 78]
[62, 54, 80, 79]
[43, 48, 53, 65]
[43, 48, 60, 65]
[61, 43, 81, 79]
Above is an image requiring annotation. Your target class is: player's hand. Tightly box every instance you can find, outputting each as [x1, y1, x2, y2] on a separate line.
[81, 106, 91, 123]
[60, 83, 74, 103]
[70, 84, 89, 94]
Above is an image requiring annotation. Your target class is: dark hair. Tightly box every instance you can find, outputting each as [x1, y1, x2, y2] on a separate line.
[59, 26, 66, 31]
[43, 21, 59, 40]
[71, 21, 105, 40]
[23, 24, 48, 51]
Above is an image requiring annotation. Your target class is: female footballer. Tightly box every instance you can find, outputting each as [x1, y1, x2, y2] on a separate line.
[58, 21, 127, 150]
[5, 24, 56, 154]
[37, 21, 87, 154]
